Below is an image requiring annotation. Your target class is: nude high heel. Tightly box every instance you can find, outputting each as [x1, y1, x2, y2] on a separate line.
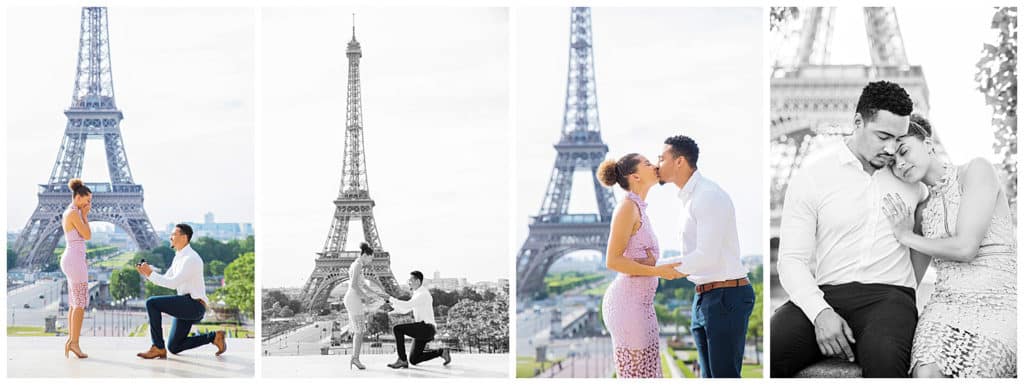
[67, 341, 88, 358]
[350, 356, 366, 370]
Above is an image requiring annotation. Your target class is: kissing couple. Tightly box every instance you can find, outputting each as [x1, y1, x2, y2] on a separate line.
[599, 135, 754, 378]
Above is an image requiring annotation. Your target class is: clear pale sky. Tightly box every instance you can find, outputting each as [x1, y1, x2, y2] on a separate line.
[515, 7, 765, 261]
[259, 8, 510, 288]
[809, 7, 1004, 165]
[6, 7, 255, 231]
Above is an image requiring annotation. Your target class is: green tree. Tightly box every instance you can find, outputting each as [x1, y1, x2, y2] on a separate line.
[7, 248, 16, 268]
[277, 307, 294, 318]
[446, 296, 508, 348]
[239, 235, 255, 254]
[217, 252, 255, 317]
[367, 311, 390, 336]
[129, 250, 165, 270]
[769, 7, 800, 31]
[145, 280, 175, 298]
[207, 260, 227, 276]
[977, 7, 1018, 212]
[747, 283, 764, 364]
[110, 267, 141, 301]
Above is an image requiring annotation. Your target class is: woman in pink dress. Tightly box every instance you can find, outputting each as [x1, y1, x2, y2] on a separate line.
[597, 153, 686, 378]
[61, 178, 92, 358]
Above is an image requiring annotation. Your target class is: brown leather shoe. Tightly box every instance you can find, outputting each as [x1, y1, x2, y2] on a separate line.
[137, 345, 167, 359]
[212, 331, 227, 356]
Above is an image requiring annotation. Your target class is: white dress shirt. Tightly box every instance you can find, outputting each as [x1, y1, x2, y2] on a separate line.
[146, 244, 210, 306]
[389, 286, 436, 325]
[777, 141, 927, 322]
[657, 170, 748, 285]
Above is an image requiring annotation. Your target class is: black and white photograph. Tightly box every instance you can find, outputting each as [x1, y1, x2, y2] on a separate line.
[257, 7, 510, 378]
[768, 6, 1017, 378]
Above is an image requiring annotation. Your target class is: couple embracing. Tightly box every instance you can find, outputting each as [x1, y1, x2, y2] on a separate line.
[599, 135, 754, 378]
[772, 81, 1016, 378]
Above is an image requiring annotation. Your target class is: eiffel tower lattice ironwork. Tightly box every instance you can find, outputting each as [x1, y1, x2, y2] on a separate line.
[769, 6, 931, 237]
[300, 20, 401, 313]
[516, 7, 616, 299]
[12, 7, 160, 269]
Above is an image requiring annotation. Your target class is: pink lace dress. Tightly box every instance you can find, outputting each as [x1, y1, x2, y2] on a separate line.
[60, 205, 89, 308]
[601, 192, 662, 378]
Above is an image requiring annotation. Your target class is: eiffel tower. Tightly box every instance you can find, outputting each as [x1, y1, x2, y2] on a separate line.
[770, 7, 931, 239]
[12, 7, 159, 269]
[300, 20, 401, 313]
[516, 7, 616, 299]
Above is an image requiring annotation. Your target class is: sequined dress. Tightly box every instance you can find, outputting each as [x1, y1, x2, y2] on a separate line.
[343, 259, 367, 333]
[601, 192, 662, 378]
[910, 164, 1017, 377]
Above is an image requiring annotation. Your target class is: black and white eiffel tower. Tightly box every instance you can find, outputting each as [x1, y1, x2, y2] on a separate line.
[770, 7, 931, 237]
[12, 7, 159, 269]
[516, 7, 616, 299]
[300, 21, 401, 313]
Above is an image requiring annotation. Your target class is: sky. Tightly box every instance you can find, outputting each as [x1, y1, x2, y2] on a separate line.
[515, 7, 765, 261]
[6, 7, 255, 232]
[259, 8, 510, 288]
[781, 7, 1007, 166]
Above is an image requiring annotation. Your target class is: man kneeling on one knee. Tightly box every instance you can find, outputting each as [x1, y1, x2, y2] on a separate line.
[135, 224, 227, 359]
[385, 271, 450, 368]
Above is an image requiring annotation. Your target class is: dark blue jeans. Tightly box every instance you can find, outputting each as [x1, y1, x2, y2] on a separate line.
[691, 283, 755, 378]
[145, 294, 215, 354]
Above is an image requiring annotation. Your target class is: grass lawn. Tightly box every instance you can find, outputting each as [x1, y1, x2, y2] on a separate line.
[8, 325, 66, 337]
[94, 252, 136, 269]
[673, 349, 698, 378]
[129, 323, 148, 337]
[582, 281, 611, 296]
[194, 324, 254, 338]
[133, 323, 254, 339]
[660, 351, 673, 377]
[742, 364, 763, 378]
[517, 355, 562, 378]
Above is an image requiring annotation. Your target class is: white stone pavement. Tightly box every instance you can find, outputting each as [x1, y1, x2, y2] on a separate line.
[7, 337, 254, 378]
[263, 353, 509, 378]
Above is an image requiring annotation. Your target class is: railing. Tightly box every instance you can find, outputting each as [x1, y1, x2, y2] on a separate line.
[533, 214, 601, 224]
[39, 183, 142, 194]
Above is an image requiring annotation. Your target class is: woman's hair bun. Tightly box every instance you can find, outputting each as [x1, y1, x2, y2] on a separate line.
[597, 159, 620, 187]
[68, 178, 84, 191]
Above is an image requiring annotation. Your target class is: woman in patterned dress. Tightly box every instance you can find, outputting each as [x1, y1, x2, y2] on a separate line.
[883, 117, 1016, 378]
[343, 242, 388, 370]
[597, 153, 686, 378]
[61, 178, 92, 359]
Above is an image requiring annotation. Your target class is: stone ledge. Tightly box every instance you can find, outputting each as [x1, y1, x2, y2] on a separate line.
[794, 357, 863, 378]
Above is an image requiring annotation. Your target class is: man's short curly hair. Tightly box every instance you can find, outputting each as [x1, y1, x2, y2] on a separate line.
[855, 80, 913, 122]
[664, 135, 699, 169]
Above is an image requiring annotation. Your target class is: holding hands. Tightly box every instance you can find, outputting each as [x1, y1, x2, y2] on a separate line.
[654, 262, 686, 280]
[881, 193, 914, 243]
